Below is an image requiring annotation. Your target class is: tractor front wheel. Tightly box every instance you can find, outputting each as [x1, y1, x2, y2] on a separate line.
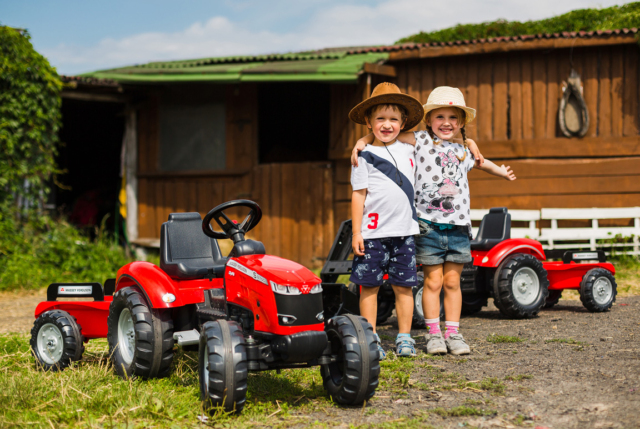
[31, 310, 84, 371]
[493, 254, 549, 318]
[107, 287, 174, 379]
[461, 293, 488, 316]
[321, 314, 380, 405]
[199, 320, 248, 413]
[580, 268, 617, 312]
[544, 290, 563, 309]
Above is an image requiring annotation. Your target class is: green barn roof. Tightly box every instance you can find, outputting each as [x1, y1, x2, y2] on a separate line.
[82, 49, 389, 83]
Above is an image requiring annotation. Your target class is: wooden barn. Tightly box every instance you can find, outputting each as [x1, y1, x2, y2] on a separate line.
[64, 29, 639, 267]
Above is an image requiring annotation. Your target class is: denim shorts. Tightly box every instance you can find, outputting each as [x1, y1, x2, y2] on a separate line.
[349, 236, 418, 288]
[415, 219, 472, 266]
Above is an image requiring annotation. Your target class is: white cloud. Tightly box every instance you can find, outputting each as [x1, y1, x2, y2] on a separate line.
[46, 0, 626, 75]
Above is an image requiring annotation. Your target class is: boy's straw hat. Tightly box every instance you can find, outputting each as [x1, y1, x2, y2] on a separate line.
[423, 86, 476, 125]
[349, 82, 424, 130]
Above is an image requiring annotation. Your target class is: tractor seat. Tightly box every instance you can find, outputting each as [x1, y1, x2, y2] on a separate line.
[469, 207, 511, 250]
[160, 212, 227, 280]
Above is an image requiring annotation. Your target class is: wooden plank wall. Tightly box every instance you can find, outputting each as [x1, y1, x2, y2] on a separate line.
[331, 45, 640, 213]
[135, 84, 334, 268]
[135, 163, 332, 268]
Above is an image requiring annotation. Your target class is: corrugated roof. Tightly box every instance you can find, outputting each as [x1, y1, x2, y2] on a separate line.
[79, 29, 637, 83]
[82, 48, 389, 83]
[347, 28, 639, 54]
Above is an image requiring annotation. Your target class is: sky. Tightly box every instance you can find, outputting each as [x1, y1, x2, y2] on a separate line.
[1, 0, 628, 76]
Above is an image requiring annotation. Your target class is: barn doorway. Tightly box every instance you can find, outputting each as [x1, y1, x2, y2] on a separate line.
[54, 98, 125, 235]
[257, 82, 330, 163]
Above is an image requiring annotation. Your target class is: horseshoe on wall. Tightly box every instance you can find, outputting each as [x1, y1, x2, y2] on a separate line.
[558, 69, 590, 138]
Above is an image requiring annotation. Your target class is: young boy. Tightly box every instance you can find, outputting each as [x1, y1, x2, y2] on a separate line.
[348, 82, 425, 358]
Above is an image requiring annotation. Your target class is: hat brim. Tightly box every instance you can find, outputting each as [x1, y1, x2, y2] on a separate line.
[423, 104, 476, 125]
[349, 93, 424, 131]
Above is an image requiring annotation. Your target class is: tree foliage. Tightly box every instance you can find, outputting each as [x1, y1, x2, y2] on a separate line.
[397, 3, 640, 44]
[0, 26, 62, 206]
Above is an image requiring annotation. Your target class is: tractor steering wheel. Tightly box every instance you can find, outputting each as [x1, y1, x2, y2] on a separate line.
[202, 200, 262, 241]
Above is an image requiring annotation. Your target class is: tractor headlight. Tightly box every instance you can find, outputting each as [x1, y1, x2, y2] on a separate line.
[270, 281, 301, 295]
[162, 293, 176, 303]
[309, 284, 323, 294]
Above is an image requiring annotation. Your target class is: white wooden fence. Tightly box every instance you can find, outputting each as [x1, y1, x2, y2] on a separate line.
[471, 207, 640, 255]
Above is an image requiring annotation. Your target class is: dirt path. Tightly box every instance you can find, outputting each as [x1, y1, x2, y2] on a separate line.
[2, 291, 638, 428]
[0, 290, 43, 334]
[337, 296, 640, 429]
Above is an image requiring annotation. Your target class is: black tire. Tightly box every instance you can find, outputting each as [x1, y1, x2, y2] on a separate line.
[579, 268, 617, 312]
[31, 310, 84, 371]
[461, 293, 488, 316]
[492, 254, 549, 318]
[544, 290, 563, 309]
[199, 320, 248, 413]
[321, 314, 380, 405]
[107, 287, 174, 379]
[376, 282, 395, 325]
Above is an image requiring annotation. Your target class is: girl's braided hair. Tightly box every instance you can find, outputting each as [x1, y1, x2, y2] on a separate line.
[425, 107, 468, 162]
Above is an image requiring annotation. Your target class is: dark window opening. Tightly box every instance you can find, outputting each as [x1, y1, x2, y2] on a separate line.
[159, 85, 226, 172]
[258, 83, 330, 163]
[55, 99, 125, 234]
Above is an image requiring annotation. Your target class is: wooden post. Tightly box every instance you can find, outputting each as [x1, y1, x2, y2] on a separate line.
[124, 107, 138, 242]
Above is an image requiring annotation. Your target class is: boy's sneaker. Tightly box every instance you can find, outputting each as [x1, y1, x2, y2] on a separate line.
[395, 336, 417, 357]
[425, 333, 447, 355]
[445, 333, 471, 355]
[373, 334, 386, 360]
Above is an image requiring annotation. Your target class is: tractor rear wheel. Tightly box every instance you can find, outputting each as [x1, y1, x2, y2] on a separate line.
[580, 268, 617, 312]
[321, 314, 380, 405]
[31, 310, 84, 371]
[493, 254, 549, 318]
[107, 287, 174, 379]
[199, 320, 248, 413]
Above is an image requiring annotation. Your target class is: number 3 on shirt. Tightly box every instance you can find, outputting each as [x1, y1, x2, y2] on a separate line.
[367, 213, 379, 229]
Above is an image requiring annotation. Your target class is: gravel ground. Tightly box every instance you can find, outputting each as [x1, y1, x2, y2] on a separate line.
[3, 291, 639, 428]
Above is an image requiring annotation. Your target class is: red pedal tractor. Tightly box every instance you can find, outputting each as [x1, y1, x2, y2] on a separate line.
[31, 200, 380, 413]
[321, 207, 617, 322]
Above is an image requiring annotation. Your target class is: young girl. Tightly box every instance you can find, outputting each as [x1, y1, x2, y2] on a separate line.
[352, 86, 516, 355]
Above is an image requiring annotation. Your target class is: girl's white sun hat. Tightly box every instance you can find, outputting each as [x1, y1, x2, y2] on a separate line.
[423, 86, 476, 125]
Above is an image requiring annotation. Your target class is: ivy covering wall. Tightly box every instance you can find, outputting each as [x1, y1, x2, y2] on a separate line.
[397, 2, 640, 44]
[0, 26, 62, 207]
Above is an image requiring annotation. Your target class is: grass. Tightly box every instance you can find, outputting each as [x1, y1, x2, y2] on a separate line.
[545, 338, 587, 346]
[0, 333, 335, 428]
[430, 406, 495, 417]
[504, 374, 534, 381]
[486, 335, 523, 344]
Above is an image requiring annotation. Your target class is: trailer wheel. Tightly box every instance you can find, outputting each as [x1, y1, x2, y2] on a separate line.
[200, 320, 248, 414]
[493, 254, 549, 318]
[461, 294, 488, 316]
[375, 282, 395, 325]
[580, 268, 617, 312]
[544, 290, 563, 309]
[412, 271, 443, 328]
[31, 310, 84, 371]
[107, 287, 174, 379]
[321, 314, 380, 405]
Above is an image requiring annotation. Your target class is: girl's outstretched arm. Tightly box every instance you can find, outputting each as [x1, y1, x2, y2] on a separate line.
[351, 131, 416, 166]
[465, 138, 484, 166]
[476, 159, 516, 181]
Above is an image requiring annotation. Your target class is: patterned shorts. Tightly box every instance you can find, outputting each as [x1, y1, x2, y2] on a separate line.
[349, 236, 418, 288]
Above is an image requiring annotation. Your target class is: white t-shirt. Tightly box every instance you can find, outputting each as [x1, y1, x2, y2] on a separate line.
[413, 132, 475, 236]
[351, 142, 419, 239]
